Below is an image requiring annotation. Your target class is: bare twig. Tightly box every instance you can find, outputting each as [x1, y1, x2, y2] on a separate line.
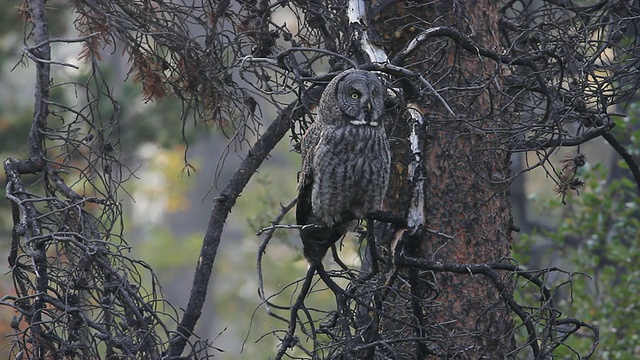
[257, 197, 298, 314]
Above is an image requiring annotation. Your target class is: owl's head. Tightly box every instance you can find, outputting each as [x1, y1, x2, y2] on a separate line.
[319, 69, 385, 127]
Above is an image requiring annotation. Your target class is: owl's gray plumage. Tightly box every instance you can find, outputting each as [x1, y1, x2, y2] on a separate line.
[297, 69, 391, 263]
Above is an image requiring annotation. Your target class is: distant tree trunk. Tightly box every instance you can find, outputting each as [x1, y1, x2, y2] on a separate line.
[373, 2, 515, 358]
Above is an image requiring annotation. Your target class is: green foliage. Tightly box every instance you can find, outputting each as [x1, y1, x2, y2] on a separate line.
[515, 156, 640, 358]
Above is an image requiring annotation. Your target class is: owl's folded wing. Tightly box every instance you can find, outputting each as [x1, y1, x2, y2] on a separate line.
[296, 124, 321, 226]
[296, 164, 314, 226]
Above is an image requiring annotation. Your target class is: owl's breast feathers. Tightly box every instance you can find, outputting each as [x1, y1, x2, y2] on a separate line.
[296, 123, 390, 262]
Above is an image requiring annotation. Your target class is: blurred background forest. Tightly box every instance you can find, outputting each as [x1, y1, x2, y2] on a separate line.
[1, 1, 639, 359]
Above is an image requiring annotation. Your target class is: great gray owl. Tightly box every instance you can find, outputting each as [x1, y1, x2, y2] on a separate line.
[297, 69, 391, 263]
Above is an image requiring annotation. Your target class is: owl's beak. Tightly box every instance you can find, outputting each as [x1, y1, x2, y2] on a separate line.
[363, 101, 373, 124]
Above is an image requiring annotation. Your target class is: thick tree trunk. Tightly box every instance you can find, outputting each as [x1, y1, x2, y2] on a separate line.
[373, 1, 515, 358]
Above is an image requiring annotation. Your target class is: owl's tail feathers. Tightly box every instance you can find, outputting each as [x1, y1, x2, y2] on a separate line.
[300, 222, 349, 264]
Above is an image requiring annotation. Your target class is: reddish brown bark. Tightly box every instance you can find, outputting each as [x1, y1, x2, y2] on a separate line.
[374, 1, 515, 358]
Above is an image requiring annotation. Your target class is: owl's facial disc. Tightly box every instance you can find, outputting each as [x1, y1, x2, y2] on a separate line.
[347, 83, 380, 126]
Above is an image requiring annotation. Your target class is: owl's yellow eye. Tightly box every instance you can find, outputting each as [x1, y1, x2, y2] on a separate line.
[350, 91, 360, 99]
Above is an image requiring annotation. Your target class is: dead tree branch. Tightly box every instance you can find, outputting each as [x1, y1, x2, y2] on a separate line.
[167, 101, 300, 357]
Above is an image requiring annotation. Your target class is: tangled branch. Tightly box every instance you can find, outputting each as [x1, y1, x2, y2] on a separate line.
[7, 0, 640, 359]
[4, 0, 215, 358]
[257, 219, 600, 359]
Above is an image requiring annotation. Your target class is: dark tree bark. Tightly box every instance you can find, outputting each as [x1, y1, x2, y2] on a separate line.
[373, 2, 515, 358]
